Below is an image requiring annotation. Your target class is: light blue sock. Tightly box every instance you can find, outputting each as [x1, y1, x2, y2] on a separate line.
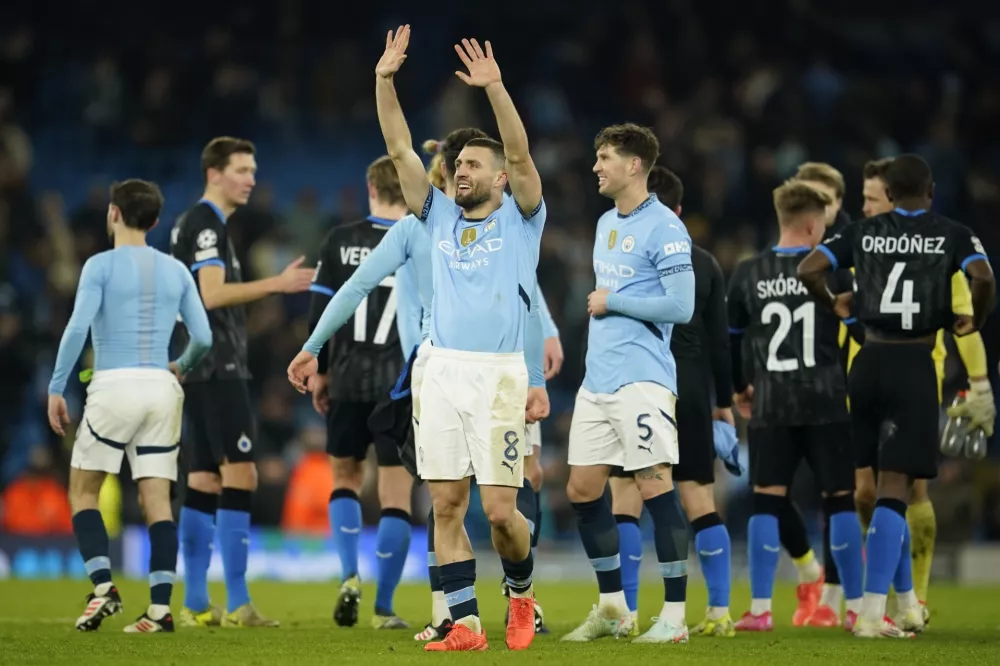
[748, 514, 780, 601]
[374, 510, 411, 615]
[329, 490, 362, 580]
[829, 511, 864, 601]
[694, 515, 731, 608]
[179, 495, 215, 612]
[615, 515, 641, 612]
[217, 488, 252, 612]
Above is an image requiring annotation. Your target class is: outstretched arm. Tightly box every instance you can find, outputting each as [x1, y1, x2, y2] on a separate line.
[454, 39, 542, 216]
[375, 25, 431, 218]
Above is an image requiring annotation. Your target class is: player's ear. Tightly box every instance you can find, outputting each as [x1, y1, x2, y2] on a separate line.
[675, 205, 682, 216]
[367, 182, 377, 201]
[884, 185, 894, 203]
[928, 181, 935, 200]
[149, 218, 159, 231]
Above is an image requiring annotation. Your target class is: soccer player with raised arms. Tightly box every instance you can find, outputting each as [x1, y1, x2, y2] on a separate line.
[48, 180, 212, 633]
[371, 26, 547, 652]
[562, 124, 695, 644]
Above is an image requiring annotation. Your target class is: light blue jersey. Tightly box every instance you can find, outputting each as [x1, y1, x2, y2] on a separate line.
[583, 195, 695, 395]
[537, 288, 560, 339]
[303, 208, 550, 386]
[49, 246, 213, 395]
[419, 187, 545, 355]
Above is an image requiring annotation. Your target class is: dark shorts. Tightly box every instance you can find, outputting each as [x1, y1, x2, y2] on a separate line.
[849, 342, 939, 480]
[748, 421, 854, 494]
[183, 379, 256, 473]
[672, 359, 715, 484]
[367, 345, 419, 478]
[327, 400, 402, 467]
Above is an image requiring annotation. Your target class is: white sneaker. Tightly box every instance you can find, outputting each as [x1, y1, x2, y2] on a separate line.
[853, 615, 915, 639]
[561, 604, 633, 642]
[632, 617, 690, 644]
[895, 605, 925, 634]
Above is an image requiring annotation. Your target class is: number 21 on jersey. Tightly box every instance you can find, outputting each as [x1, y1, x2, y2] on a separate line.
[354, 275, 397, 344]
[763, 301, 816, 372]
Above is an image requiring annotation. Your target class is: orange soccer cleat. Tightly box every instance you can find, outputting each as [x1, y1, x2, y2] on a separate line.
[425, 622, 489, 652]
[792, 571, 824, 626]
[805, 605, 839, 628]
[505, 596, 536, 650]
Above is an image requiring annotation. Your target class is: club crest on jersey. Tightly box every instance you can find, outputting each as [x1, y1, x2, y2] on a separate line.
[622, 235, 635, 253]
[237, 432, 252, 453]
[196, 229, 218, 249]
[608, 229, 618, 250]
[461, 227, 478, 247]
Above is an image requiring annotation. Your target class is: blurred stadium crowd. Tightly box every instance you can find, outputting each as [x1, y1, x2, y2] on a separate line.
[2, 1, 1000, 547]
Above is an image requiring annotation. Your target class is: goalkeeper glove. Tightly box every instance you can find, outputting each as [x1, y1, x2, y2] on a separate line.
[947, 378, 996, 438]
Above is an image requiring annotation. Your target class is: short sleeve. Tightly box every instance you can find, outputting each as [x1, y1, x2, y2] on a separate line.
[726, 261, 750, 334]
[816, 221, 856, 271]
[309, 233, 337, 297]
[649, 214, 694, 275]
[182, 207, 227, 273]
[418, 186, 460, 228]
[951, 224, 989, 275]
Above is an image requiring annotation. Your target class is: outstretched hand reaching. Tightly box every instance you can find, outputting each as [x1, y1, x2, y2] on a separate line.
[376, 24, 410, 78]
[454, 38, 501, 87]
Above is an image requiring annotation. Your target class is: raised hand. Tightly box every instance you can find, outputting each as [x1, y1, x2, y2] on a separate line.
[454, 38, 501, 87]
[376, 24, 410, 78]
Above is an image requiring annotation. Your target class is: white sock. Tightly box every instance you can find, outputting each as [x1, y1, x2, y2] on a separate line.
[659, 601, 686, 626]
[94, 582, 113, 597]
[148, 604, 170, 621]
[795, 558, 822, 584]
[861, 592, 887, 622]
[820, 584, 843, 610]
[455, 614, 482, 633]
[707, 605, 729, 621]
[896, 589, 918, 612]
[509, 583, 533, 599]
[431, 591, 451, 625]
[750, 598, 772, 616]
[845, 597, 862, 615]
[599, 591, 628, 613]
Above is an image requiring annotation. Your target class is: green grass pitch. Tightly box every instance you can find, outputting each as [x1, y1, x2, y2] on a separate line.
[1, 580, 997, 664]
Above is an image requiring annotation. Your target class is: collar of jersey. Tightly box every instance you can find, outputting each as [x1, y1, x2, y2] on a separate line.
[617, 194, 658, 219]
[771, 245, 811, 254]
[894, 207, 927, 217]
[367, 215, 398, 227]
[198, 198, 227, 225]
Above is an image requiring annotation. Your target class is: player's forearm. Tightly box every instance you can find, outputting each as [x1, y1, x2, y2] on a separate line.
[485, 82, 529, 163]
[376, 76, 415, 160]
[176, 298, 213, 375]
[525, 300, 545, 388]
[955, 331, 989, 380]
[606, 270, 696, 324]
[968, 273, 997, 330]
[176, 337, 212, 376]
[48, 326, 89, 396]
[303, 285, 369, 356]
[201, 276, 278, 310]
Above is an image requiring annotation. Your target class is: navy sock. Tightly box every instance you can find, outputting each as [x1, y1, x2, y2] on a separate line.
[329, 489, 362, 580]
[644, 490, 688, 603]
[426, 510, 442, 593]
[179, 488, 216, 612]
[516, 479, 537, 540]
[749, 493, 784, 602]
[615, 514, 642, 612]
[148, 520, 178, 606]
[825, 495, 864, 601]
[501, 550, 534, 595]
[692, 512, 731, 609]
[374, 508, 411, 616]
[572, 497, 622, 593]
[73, 509, 111, 586]
[778, 499, 811, 559]
[865, 498, 907, 595]
[439, 559, 479, 622]
[533, 490, 542, 548]
[218, 488, 252, 612]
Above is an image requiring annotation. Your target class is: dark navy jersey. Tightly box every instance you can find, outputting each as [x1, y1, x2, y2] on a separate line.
[728, 246, 851, 426]
[309, 216, 404, 402]
[170, 201, 249, 382]
[819, 210, 987, 340]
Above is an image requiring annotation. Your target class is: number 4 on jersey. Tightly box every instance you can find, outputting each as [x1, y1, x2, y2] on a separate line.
[354, 275, 398, 343]
[879, 262, 920, 330]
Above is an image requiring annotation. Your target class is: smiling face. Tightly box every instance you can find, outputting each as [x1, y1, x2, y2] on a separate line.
[453, 145, 505, 209]
[593, 144, 641, 199]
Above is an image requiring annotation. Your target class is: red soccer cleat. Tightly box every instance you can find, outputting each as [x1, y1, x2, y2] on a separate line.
[505, 596, 535, 650]
[805, 605, 839, 628]
[792, 571, 824, 626]
[425, 622, 488, 652]
[843, 610, 859, 632]
[734, 611, 773, 632]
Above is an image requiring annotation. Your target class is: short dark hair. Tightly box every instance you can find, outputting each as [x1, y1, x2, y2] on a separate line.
[884, 154, 933, 200]
[594, 123, 660, 171]
[109, 179, 164, 230]
[201, 136, 256, 181]
[461, 137, 506, 168]
[862, 157, 894, 182]
[366, 156, 404, 206]
[647, 166, 683, 209]
[424, 128, 490, 178]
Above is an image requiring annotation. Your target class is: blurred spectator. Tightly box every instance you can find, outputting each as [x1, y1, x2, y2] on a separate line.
[1, 445, 73, 536]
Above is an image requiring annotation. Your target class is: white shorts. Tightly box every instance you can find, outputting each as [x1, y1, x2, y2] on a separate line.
[526, 422, 542, 452]
[71, 368, 184, 481]
[568, 382, 679, 471]
[410, 339, 433, 439]
[416, 347, 528, 487]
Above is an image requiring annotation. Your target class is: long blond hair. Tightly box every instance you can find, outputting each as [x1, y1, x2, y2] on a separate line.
[423, 139, 446, 189]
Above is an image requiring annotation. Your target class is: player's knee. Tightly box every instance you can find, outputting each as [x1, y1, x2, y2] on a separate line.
[330, 456, 364, 491]
[220, 460, 257, 491]
[525, 454, 543, 491]
[678, 481, 716, 521]
[377, 466, 413, 511]
[609, 478, 643, 517]
[138, 477, 174, 525]
[854, 484, 876, 513]
[634, 464, 674, 500]
[188, 470, 222, 495]
[68, 470, 104, 513]
[481, 494, 517, 530]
